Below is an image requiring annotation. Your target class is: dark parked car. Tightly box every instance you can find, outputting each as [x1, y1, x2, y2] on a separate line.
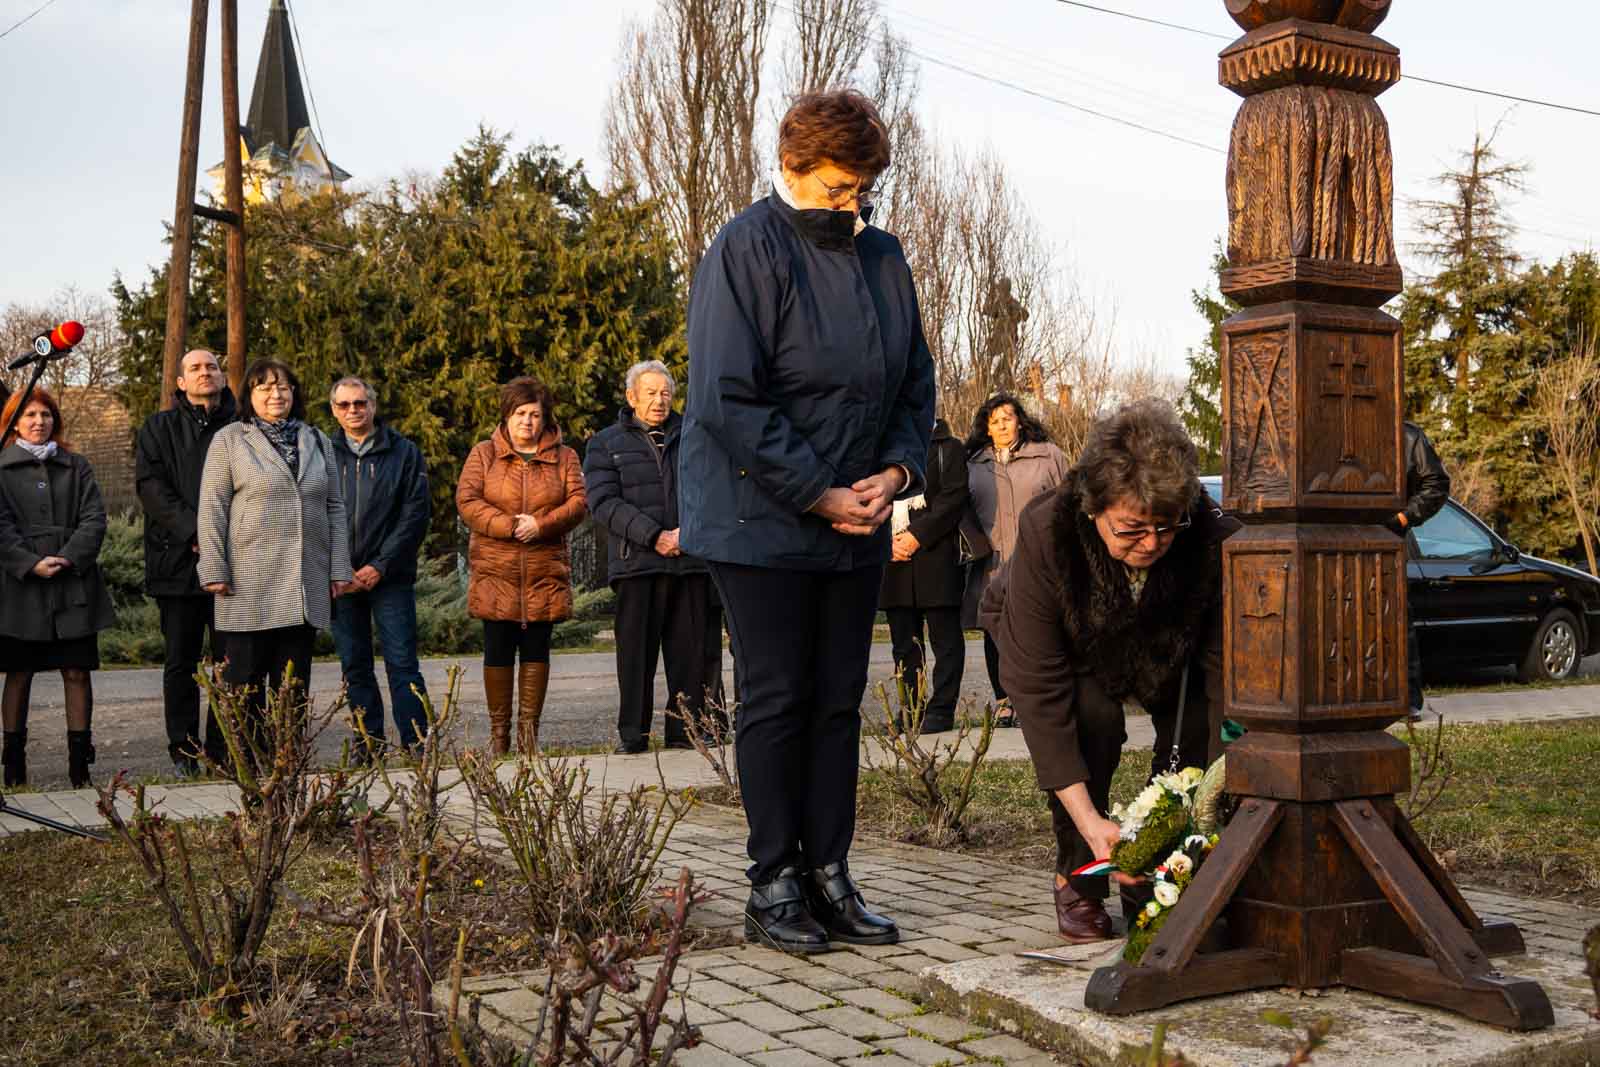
[1199, 477, 1600, 682]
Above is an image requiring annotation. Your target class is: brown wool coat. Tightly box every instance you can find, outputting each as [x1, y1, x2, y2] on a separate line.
[456, 425, 587, 623]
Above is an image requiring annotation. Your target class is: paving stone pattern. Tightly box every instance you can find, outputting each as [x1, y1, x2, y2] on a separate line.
[7, 730, 1600, 1064]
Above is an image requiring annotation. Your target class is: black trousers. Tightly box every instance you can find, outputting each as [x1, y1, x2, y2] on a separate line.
[710, 561, 881, 885]
[482, 620, 553, 667]
[220, 625, 317, 756]
[884, 606, 964, 725]
[613, 572, 718, 745]
[983, 632, 1007, 701]
[157, 595, 218, 761]
[1046, 676, 1213, 900]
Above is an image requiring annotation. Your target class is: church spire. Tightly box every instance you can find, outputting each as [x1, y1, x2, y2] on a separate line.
[243, 0, 310, 156]
[212, 0, 349, 201]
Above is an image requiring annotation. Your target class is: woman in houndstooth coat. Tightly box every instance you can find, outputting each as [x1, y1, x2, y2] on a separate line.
[198, 359, 353, 726]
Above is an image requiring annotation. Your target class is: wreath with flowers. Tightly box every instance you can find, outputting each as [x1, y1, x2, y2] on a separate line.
[1072, 756, 1230, 964]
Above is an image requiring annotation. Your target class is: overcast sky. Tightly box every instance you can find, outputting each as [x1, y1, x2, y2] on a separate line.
[3, 0, 1597, 379]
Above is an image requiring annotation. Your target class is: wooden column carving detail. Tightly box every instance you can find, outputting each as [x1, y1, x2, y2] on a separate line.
[1084, 2, 1554, 1030]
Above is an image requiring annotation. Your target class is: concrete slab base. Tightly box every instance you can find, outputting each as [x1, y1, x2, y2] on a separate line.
[921, 942, 1600, 1066]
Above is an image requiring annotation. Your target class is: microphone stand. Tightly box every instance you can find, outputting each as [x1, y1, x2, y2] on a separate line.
[0, 347, 109, 841]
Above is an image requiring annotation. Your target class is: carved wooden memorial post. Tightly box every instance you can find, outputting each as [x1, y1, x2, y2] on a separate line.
[1084, 0, 1554, 1029]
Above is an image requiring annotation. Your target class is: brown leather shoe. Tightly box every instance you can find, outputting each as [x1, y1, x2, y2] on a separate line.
[1055, 882, 1114, 944]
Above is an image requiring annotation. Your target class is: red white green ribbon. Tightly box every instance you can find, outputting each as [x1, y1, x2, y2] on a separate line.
[1070, 859, 1118, 877]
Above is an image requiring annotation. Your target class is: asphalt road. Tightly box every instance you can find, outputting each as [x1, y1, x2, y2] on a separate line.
[7, 640, 1598, 791]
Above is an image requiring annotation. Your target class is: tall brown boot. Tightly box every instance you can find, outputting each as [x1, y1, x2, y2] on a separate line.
[483, 666, 515, 756]
[517, 662, 550, 755]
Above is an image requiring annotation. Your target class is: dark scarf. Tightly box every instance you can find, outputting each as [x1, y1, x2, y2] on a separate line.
[1049, 471, 1226, 711]
[256, 417, 301, 478]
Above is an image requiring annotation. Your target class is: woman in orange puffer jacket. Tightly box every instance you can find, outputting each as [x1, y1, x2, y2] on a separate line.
[456, 376, 587, 754]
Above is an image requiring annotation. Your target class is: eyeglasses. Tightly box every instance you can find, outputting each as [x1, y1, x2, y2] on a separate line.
[252, 381, 293, 395]
[811, 172, 875, 210]
[333, 400, 369, 411]
[1105, 513, 1192, 544]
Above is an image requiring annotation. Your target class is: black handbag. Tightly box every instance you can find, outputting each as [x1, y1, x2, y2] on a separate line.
[935, 443, 992, 565]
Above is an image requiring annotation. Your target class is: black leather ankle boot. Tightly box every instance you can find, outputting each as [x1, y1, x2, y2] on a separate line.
[1, 729, 25, 787]
[805, 860, 899, 945]
[66, 730, 95, 789]
[745, 866, 831, 955]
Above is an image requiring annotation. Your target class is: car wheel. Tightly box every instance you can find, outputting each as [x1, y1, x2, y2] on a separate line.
[1517, 608, 1582, 683]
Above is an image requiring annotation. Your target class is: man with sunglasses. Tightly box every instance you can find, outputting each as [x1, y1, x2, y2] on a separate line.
[329, 376, 432, 756]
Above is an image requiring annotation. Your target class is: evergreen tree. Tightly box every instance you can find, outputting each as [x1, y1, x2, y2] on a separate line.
[1397, 129, 1571, 555]
[1180, 243, 1234, 474]
[115, 130, 686, 553]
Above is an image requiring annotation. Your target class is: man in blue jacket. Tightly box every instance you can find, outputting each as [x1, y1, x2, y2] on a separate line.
[328, 376, 432, 754]
[584, 361, 723, 755]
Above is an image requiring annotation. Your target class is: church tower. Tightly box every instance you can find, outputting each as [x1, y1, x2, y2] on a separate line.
[209, 0, 349, 203]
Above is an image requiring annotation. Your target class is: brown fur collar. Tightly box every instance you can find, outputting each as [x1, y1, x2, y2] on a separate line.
[1049, 470, 1227, 709]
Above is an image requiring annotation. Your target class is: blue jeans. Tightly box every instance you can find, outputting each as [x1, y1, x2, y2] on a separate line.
[332, 581, 428, 749]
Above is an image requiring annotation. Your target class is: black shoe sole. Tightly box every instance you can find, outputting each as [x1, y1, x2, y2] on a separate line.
[822, 927, 900, 946]
[743, 915, 833, 955]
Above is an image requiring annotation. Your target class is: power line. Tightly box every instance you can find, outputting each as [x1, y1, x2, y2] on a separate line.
[1050, 0, 1600, 119]
[775, 1, 1223, 154]
[0, 0, 60, 40]
[914, 50, 1224, 154]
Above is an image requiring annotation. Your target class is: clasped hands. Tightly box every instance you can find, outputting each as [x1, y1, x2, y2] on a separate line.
[30, 555, 71, 579]
[809, 467, 906, 537]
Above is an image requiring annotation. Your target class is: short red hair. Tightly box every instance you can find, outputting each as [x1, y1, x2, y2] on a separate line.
[777, 90, 892, 180]
[1, 386, 68, 450]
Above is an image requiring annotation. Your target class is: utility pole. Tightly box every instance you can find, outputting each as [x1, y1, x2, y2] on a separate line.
[159, 0, 210, 412]
[220, 0, 247, 397]
[159, 0, 248, 408]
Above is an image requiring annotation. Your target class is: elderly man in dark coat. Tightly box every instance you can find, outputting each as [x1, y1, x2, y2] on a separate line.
[584, 360, 722, 755]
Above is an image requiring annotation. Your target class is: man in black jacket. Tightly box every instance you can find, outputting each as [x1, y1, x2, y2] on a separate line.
[1389, 421, 1451, 719]
[328, 377, 432, 754]
[584, 361, 721, 755]
[135, 348, 236, 777]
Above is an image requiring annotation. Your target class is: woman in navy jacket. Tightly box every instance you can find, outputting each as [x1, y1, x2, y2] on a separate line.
[679, 90, 936, 954]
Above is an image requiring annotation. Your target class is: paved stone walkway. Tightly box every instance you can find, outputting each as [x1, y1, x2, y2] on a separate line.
[4, 719, 1598, 1064]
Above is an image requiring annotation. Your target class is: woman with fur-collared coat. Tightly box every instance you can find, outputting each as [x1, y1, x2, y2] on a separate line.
[981, 399, 1236, 946]
[456, 376, 587, 756]
[198, 359, 353, 728]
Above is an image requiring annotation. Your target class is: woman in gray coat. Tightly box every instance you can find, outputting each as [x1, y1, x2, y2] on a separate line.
[0, 387, 116, 787]
[962, 394, 1069, 724]
[198, 359, 352, 729]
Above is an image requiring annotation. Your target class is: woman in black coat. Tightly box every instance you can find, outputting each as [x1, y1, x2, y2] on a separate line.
[0, 387, 116, 788]
[880, 418, 969, 733]
[679, 89, 936, 955]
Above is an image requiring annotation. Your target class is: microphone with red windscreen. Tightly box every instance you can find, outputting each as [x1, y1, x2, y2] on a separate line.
[8, 321, 85, 369]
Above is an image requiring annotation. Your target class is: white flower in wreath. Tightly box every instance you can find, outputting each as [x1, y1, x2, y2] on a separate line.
[1144, 900, 1162, 919]
[1154, 881, 1182, 908]
[1165, 851, 1194, 877]
[1177, 766, 1205, 790]
[1185, 834, 1209, 851]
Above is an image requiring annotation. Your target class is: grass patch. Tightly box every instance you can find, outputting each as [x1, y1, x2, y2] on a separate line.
[835, 720, 1600, 906]
[0, 820, 544, 1066]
